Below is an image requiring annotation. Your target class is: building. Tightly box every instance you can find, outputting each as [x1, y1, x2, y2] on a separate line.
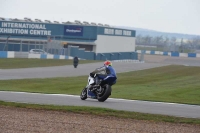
[0, 17, 137, 60]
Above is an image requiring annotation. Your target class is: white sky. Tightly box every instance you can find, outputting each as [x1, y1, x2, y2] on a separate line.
[0, 0, 200, 35]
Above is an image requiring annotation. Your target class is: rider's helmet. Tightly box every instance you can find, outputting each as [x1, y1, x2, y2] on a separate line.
[104, 60, 112, 66]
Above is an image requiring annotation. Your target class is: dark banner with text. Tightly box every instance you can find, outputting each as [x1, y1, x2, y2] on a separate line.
[64, 26, 83, 36]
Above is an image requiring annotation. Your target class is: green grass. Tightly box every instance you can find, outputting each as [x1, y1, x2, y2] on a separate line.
[0, 65, 200, 105]
[1, 101, 200, 124]
[0, 58, 100, 69]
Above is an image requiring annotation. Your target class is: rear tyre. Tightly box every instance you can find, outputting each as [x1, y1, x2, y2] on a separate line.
[80, 87, 87, 100]
[97, 84, 111, 102]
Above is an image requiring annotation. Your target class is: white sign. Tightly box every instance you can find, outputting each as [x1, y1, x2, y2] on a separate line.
[2, 22, 46, 29]
[0, 22, 52, 35]
[104, 28, 131, 36]
[66, 29, 82, 33]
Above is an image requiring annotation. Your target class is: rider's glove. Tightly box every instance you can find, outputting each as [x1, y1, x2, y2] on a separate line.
[90, 73, 95, 77]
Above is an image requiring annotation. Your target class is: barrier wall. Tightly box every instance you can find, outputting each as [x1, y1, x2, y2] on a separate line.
[136, 50, 200, 58]
[69, 46, 138, 60]
[95, 52, 137, 60]
[3, 50, 199, 60]
[0, 51, 15, 58]
[70, 47, 95, 60]
[0, 51, 69, 59]
[0, 50, 138, 60]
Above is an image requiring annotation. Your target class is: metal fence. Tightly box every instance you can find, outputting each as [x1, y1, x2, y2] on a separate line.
[0, 36, 68, 55]
[0, 36, 138, 60]
[135, 44, 195, 53]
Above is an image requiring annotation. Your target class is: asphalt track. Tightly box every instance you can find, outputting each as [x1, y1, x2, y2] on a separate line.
[0, 56, 200, 118]
[0, 91, 200, 118]
[0, 61, 168, 80]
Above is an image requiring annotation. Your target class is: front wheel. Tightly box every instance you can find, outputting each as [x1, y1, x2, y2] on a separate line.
[80, 87, 87, 100]
[97, 84, 111, 102]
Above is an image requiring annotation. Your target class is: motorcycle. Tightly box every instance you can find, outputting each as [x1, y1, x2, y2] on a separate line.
[80, 73, 112, 102]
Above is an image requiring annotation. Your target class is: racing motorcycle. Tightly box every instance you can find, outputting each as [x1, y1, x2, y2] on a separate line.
[80, 73, 112, 102]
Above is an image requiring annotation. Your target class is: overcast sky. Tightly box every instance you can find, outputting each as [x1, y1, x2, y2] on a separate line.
[0, 0, 200, 35]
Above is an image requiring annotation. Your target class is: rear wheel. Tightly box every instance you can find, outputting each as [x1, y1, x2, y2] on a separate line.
[80, 87, 87, 100]
[97, 84, 111, 102]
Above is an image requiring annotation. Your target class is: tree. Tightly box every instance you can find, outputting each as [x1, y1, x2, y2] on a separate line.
[143, 35, 152, 45]
[152, 36, 164, 45]
[170, 37, 177, 45]
[163, 36, 170, 45]
[136, 34, 142, 45]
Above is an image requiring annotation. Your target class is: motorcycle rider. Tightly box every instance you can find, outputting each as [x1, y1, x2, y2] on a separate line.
[90, 60, 117, 88]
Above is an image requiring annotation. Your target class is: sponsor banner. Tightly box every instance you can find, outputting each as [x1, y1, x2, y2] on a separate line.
[64, 26, 83, 36]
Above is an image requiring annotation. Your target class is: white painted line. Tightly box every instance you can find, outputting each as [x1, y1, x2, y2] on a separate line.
[1, 91, 197, 106]
[0, 91, 80, 98]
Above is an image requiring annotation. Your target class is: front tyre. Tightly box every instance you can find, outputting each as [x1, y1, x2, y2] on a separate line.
[80, 87, 87, 100]
[97, 84, 111, 102]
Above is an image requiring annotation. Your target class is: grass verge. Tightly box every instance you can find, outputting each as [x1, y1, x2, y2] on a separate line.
[1, 65, 200, 105]
[0, 58, 100, 69]
[0, 101, 200, 125]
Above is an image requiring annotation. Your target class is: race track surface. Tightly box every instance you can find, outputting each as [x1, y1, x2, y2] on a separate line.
[0, 62, 168, 80]
[0, 91, 200, 118]
[1, 55, 200, 118]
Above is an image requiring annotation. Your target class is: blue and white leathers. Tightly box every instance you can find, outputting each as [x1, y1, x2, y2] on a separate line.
[94, 65, 117, 85]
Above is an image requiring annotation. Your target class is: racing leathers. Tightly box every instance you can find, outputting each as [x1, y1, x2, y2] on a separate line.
[90, 65, 117, 86]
